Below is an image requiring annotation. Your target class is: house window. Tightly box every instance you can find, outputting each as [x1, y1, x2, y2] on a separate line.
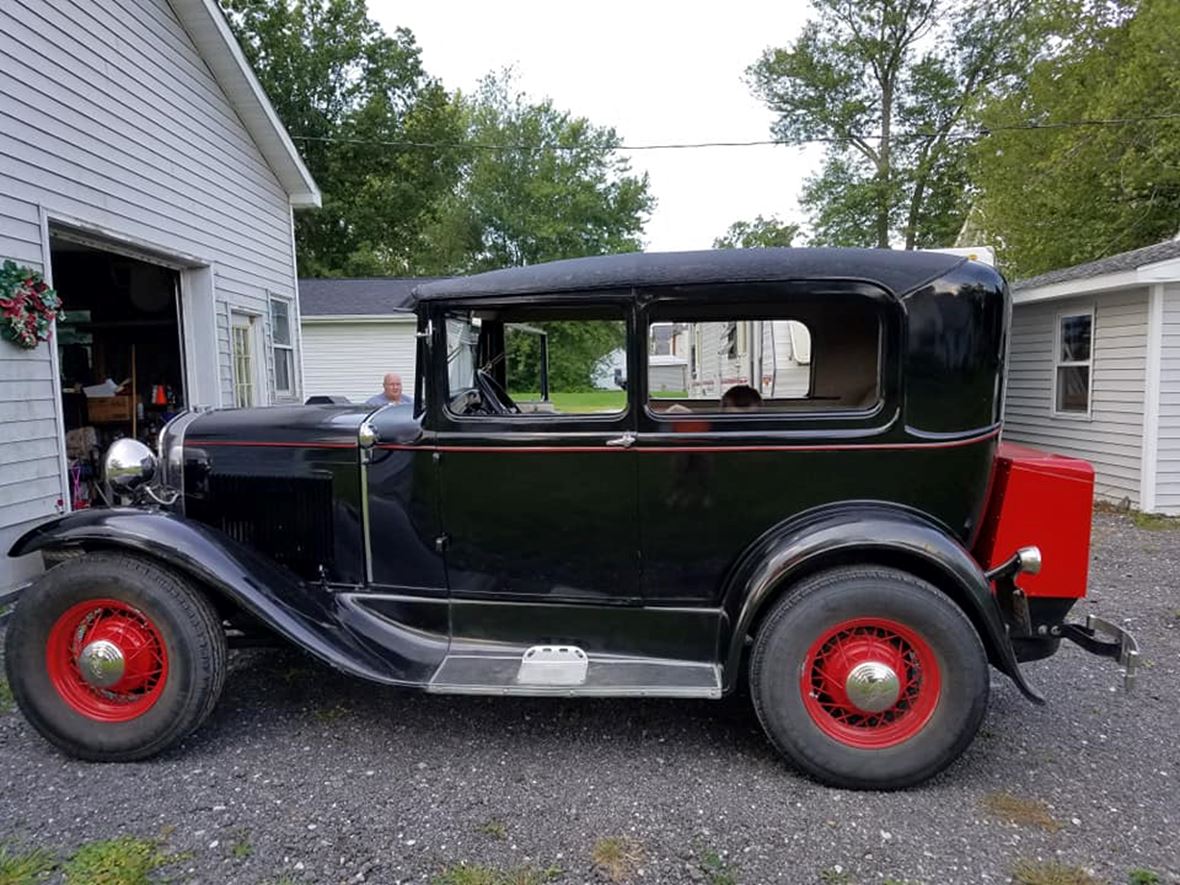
[270, 297, 295, 395]
[1055, 309, 1093, 415]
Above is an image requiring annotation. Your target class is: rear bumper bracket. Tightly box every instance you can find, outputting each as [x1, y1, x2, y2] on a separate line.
[1059, 615, 1140, 692]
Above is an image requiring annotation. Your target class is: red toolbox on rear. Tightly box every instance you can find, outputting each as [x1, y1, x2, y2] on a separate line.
[973, 442, 1095, 598]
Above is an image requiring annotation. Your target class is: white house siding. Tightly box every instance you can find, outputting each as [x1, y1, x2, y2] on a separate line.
[0, 235, 65, 588]
[769, 320, 809, 396]
[0, 0, 305, 590]
[1154, 283, 1180, 513]
[649, 362, 687, 392]
[1004, 289, 1149, 504]
[302, 320, 418, 404]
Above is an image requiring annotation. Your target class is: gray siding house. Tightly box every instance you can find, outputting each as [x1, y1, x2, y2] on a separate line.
[1004, 239, 1180, 514]
[0, 0, 320, 593]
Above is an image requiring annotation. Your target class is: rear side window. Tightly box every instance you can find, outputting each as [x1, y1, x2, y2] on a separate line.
[647, 305, 879, 415]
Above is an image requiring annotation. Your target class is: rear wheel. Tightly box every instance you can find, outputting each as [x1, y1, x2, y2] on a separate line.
[4, 552, 227, 761]
[750, 566, 989, 789]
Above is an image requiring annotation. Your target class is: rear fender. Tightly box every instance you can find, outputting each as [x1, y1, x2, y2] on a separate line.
[720, 502, 1043, 704]
[9, 508, 446, 686]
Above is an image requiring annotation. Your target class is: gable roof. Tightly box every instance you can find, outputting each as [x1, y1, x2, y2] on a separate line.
[413, 248, 974, 302]
[168, 0, 320, 207]
[1013, 238, 1180, 292]
[299, 277, 438, 316]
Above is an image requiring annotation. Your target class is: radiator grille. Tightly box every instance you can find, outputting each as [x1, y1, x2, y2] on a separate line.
[188, 473, 334, 579]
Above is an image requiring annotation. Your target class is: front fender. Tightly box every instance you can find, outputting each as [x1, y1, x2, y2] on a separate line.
[9, 508, 446, 686]
[720, 502, 1043, 704]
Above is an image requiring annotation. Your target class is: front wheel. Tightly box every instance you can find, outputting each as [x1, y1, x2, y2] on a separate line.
[4, 552, 227, 761]
[750, 566, 989, 789]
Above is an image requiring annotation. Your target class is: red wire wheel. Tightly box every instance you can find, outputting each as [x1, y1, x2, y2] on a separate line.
[801, 617, 941, 749]
[44, 598, 169, 722]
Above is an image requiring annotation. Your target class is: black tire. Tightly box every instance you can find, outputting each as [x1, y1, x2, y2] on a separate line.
[4, 551, 227, 761]
[750, 566, 989, 790]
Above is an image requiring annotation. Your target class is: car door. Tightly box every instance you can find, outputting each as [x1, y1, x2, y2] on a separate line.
[634, 283, 900, 605]
[431, 297, 640, 606]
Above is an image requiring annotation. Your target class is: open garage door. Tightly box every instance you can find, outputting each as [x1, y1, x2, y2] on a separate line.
[49, 231, 187, 510]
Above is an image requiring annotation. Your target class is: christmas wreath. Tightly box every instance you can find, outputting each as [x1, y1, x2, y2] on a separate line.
[0, 259, 63, 349]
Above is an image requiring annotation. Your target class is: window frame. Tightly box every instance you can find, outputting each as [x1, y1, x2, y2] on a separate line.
[431, 297, 635, 427]
[269, 295, 296, 397]
[1052, 306, 1095, 420]
[636, 283, 896, 432]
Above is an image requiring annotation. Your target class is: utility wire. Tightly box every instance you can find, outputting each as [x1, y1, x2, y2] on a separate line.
[286, 112, 1180, 153]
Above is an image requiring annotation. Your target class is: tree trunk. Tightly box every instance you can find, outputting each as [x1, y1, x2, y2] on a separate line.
[905, 178, 926, 250]
[877, 82, 892, 249]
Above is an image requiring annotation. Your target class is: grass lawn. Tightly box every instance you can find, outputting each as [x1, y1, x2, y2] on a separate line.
[513, 391, 626, 412]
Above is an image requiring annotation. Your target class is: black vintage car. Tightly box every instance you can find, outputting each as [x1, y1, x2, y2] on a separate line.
[4, 249, 1138, 789]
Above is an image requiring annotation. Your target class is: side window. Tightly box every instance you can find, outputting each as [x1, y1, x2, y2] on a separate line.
[269, 296, 295, 396]
[444, 305, 627, 417]
[1054, 309, 1093, 415]
[647, 306, 879, 416]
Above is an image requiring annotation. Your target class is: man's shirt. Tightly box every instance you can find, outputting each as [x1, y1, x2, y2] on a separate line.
[366, 393, 413, 406]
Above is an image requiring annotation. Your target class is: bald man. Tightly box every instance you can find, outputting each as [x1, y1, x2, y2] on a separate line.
[366, 372, 412, 406]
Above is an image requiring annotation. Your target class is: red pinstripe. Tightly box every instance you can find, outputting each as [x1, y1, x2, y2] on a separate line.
[189, 428, 1000, 454]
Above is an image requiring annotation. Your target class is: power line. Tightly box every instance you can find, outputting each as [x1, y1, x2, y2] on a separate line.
[286, 112, 1180, 153]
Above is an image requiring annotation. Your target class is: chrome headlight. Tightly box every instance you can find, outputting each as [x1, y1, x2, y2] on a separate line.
[103, 439, 158, 493]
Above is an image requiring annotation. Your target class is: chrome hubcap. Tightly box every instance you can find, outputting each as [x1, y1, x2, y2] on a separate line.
[844, 660, 901, 713]
[77, 639, 126, 688]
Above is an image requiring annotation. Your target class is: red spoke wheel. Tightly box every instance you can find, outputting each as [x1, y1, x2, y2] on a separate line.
[801, 618, 941, 749]
[45, 598, 170, 722]
[4, 553, 227, 762]
[751, 566, 989, 790]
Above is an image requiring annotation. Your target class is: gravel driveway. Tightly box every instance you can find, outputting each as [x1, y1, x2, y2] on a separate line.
[1, 512, 1177, 885]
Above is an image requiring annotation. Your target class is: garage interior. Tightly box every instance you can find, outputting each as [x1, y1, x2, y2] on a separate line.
[50, 232, 187, 510]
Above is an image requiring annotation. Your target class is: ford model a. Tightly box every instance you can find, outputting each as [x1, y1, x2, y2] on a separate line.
[4, 249, 1138, 789]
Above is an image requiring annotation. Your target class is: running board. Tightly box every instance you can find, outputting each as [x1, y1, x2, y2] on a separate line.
[427, 645, 722, 698]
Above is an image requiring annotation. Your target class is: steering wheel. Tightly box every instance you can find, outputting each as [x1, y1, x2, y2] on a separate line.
[476, 369, 521, 414]
[449, 389, 483, 415]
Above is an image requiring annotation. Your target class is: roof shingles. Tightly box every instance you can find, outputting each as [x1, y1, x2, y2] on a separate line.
[297, 277, 437, 316]
[1012, 238, 1180, 291]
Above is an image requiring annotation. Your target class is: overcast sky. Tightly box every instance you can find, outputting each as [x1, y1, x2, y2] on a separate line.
[368, 1, 820, 252]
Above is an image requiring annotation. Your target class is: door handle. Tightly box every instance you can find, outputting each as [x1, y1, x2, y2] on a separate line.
[605, 432, 636, 448]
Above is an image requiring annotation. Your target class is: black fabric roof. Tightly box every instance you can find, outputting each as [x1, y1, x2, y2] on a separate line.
[1012, 238, 1180, 291]
[412, 248, 970, 302]
[298, 277, 438, 316]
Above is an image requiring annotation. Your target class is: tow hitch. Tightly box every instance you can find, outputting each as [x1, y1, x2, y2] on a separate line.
[1059, 615, 1141, 692]
[986, 547, 1140, 695]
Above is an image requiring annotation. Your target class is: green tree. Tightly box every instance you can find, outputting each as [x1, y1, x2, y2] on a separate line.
[713, 215, 801, 248]
[222, 0, 464, 276]
[971, 0, 1180, 276]
[417, 74, 651, 390]
[415, 72, 655, 273]
[505, 321, 625, 393]
[747, 0, 1056, 249]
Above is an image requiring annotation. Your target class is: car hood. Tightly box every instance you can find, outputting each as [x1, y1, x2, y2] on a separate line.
[184, 404, 379, 449]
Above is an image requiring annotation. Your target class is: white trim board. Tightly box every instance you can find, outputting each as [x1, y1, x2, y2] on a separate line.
[1140, 284, 1164, 512]
[301, 314, 418, 324]
[37, 206, 70, 517]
